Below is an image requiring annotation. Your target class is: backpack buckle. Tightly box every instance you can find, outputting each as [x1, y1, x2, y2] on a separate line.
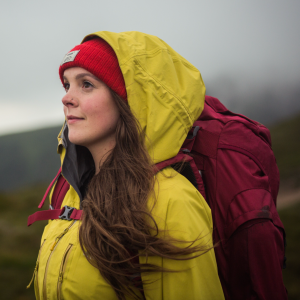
[59, 205, 75, 221]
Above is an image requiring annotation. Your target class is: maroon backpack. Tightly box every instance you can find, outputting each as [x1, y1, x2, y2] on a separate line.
[28, 95, 287, 299]
[180, 96, 287, 299]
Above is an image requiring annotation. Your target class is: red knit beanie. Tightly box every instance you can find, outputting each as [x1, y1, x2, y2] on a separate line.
[59, 38, 127, 100]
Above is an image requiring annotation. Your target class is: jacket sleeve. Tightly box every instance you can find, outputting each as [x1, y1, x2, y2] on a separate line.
[141, 170, 225, 300]
[227, 218, 287, 300]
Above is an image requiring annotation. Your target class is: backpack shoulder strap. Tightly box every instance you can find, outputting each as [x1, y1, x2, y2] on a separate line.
[155, 152, 206, 200]
[37, 167, 61, 209]
[50, 174, 70, 209]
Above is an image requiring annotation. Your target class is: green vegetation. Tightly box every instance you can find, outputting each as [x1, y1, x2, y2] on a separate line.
[0, 185, 47, 300]
[270, 113, 300, 299]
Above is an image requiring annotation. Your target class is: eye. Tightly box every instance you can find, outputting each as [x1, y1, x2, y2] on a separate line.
[83, 81, 93, 89]
[63, 82, 70, 91]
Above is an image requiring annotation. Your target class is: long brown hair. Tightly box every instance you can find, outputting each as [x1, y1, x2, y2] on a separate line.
[79, 90, 211, 300]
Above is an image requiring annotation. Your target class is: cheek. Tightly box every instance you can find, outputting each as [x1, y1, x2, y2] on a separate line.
[83, 101, 98, 116]
[86, 100, 119, 128]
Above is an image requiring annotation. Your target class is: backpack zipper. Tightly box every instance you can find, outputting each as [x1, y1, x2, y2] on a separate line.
[27, 238, 46, 299]
[43, 221, 76, 300]
[57, 243, 73, 300]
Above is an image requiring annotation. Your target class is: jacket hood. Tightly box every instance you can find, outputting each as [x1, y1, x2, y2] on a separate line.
[84, 31, 205, 163]
[58, 31, 205, 199]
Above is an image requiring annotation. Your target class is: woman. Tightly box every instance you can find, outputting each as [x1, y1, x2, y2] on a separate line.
[30, 31, 224, 300]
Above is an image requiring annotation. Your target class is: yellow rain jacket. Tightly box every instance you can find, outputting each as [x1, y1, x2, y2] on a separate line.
[33, 31, 225, 300]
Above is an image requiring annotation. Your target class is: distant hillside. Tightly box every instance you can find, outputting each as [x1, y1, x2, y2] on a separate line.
[270, 113, 300, 189]
[0, 112, 299, 191]
[0, 126, 61, 191]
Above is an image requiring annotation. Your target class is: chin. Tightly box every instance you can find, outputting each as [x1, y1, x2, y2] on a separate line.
[68, 131, 86, 146]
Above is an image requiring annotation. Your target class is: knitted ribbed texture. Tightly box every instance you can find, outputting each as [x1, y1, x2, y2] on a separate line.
[59, 38, 127, 100]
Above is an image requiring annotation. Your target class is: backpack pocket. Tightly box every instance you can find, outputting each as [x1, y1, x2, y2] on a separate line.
[57, 243, 74, 300]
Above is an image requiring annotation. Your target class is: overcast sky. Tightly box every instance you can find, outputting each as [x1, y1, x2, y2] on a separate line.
[0, 1, 299, 135]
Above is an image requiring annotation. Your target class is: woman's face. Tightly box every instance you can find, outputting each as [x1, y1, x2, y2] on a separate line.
[62, 67, 120, 150]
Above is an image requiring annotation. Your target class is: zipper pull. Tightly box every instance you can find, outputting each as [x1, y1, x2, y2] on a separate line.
[27, 262, 38, 289]
[50, 236, 62, 251]
[50, 226, 71, 251]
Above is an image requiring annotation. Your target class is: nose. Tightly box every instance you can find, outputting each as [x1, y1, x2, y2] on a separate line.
[62, 91, 78, 108]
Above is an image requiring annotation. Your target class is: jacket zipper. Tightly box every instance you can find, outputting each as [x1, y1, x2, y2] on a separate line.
[43, 221, 76, 300]
[57, 243, 73, 300]
[27, 239, 46, 299]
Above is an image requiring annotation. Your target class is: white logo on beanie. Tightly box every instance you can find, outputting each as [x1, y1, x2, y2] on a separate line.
[60, 50, 80, 66]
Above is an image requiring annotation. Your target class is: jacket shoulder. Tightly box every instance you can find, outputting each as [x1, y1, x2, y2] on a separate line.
[151, 167, 212, 237]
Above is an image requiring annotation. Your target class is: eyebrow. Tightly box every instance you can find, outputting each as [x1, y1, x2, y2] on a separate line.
[63, 72, 102, 82]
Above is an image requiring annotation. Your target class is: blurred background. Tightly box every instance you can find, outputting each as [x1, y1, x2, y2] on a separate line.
[0, 1, 299, 299]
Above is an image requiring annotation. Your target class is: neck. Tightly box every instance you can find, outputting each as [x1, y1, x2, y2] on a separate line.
[87, 136, 116, 174]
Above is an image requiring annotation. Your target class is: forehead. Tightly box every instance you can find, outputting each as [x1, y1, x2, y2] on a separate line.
[63, 67, 93, 79]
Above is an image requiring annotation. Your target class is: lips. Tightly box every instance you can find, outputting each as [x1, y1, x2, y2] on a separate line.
[67, 115, 84, 124]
